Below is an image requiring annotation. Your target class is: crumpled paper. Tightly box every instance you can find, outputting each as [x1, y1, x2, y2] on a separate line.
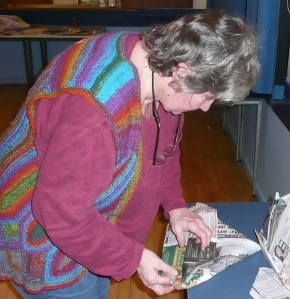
[0, 15, 30, 32]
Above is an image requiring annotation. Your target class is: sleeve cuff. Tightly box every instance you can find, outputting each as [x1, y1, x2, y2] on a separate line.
[111, 241, 144, 281]
[163, 200, 187, 220]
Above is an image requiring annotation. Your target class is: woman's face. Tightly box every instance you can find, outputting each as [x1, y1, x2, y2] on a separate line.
[153, 66, 216, 115]
[157, 85, 215, 115]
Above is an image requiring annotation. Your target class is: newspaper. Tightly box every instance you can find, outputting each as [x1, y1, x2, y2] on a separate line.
[0, 15, 30, 32]
[250, 267, 290, 299]
[161, 203, 261, 289]
[255, 192, 290, 290]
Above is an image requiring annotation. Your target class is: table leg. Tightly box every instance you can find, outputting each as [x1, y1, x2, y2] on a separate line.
[22, 39, 34, 86]
[40, 40, 48, 69]
[252, 101, 262, 200]
[222, 107, 229, 132]
[236, 105, 245, 164]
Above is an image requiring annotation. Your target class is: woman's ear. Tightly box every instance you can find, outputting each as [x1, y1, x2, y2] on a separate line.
[172, 62, 192, 79]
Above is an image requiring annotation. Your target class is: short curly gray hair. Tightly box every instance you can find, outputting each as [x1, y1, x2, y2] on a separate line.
[140, 10, 261, 103]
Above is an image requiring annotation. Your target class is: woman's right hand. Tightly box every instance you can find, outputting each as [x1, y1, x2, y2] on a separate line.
[137, 248, 178, 295]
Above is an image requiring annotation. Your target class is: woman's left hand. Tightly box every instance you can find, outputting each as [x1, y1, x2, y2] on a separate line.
[168, 207, 212, 250]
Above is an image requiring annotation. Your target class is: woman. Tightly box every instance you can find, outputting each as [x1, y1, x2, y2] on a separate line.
[0, 10, 260, 299]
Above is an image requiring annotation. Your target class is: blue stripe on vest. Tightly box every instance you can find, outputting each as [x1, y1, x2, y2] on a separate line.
[98, 62, 135, 104]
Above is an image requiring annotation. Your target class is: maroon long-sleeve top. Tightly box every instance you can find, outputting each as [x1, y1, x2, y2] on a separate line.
[31, 36, 186, 282]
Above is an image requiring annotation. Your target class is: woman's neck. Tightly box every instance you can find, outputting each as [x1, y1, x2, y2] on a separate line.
[130, 41, 155, 118]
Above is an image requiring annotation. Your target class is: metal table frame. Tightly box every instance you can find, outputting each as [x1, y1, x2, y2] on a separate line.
[0, 25, 105, 86]
[0, 36, 32, 84]
[27, 36, 97, 84]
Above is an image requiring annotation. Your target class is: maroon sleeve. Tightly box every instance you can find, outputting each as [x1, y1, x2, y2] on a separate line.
[32, 94, 143, 281]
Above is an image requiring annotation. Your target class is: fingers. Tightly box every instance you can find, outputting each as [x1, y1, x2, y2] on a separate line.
[169, 208, 212, 251]
[150, 284, 176, 295]
[138, 249, 178, 295]
[159, 264, 178, 279]
[140, 273, 177, 295]
[154, 273, 174, 285]
[137, 270, 177, 295]
[176, 232, 186, 248]
[187, 219, 212, 250]
[186, 212, 212, 248]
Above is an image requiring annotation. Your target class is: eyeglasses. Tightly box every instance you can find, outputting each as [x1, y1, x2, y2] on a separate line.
[151, 72, 182, 166]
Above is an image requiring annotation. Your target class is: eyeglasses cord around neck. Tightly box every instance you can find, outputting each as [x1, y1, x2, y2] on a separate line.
[151, 71, 182, 166]
[151, 71, 161, 165]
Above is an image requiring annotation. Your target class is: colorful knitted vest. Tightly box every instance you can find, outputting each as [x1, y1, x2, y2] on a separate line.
[0, 32, 143, 293]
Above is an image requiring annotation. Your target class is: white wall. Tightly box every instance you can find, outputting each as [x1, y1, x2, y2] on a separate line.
[192, 0, 207, 9]
[227, 99, 290, 202]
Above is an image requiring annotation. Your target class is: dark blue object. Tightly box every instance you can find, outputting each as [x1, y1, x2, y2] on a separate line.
[186, 202, 271, 299]
[0, 8, 203, 26]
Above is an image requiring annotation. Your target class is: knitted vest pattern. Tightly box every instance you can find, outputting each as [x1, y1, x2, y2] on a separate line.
[0, 32, 143, 293]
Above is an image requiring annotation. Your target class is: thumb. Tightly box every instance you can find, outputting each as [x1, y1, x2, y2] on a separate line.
[158, 262, 178, 277]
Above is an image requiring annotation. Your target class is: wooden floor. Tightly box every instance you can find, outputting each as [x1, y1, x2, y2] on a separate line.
[0, 84, 252, 299]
